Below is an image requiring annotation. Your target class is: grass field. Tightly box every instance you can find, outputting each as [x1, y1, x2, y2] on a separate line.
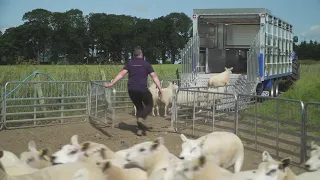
[0, 64, 181, 85]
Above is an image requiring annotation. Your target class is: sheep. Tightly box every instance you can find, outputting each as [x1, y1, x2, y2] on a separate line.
[252, 157, 298, 180]
[159, 82, 179, 117]
[51, 135, 127, 168]
[172, 154, 234, 180]
[0, 150, 38, 176]
[0, 150, 107, 180]
[96, 159, 148, 180]
[19, 141, 52, 169]
[299, 141, 320, 179]
[134, 82, 160, 117]
[208, 67, 233, 87]
[178, 131, 244, 173]
[125, 137, 173, 177]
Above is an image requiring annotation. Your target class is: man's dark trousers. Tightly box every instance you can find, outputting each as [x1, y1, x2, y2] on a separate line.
[128, 90, 153, 133]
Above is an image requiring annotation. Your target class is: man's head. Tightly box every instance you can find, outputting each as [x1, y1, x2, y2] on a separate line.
[133, 46, 143, 58]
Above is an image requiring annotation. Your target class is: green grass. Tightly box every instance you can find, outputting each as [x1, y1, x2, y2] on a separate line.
[239, 62, 320, 136]
[0, 64, 181, 85]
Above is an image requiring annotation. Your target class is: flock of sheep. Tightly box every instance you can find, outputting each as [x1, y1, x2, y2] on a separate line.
[133, 67, 234, 118]
[1, 131, 319, 180]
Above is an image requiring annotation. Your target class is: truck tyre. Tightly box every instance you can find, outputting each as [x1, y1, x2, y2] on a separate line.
[272, 80, 279, 97]
[291, 59, 300, 81]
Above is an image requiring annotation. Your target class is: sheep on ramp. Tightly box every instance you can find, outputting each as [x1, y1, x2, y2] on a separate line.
[178, 131, 244, 173]
[299, 141, 320, 179]
[0, 150, 107, 180]
[208, 67, 233, 87]
[19, 141, 52, 169]
[252, 157, 298, 180]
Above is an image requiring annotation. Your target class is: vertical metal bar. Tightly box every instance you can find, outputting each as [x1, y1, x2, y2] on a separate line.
[3, 82, 8, 129]
[276, 100, 279, 158]
[254, 96, 258, 150]
[87, 82, 91, 119]
[234, 95, 239, 135]
[112, 89, 116, 128]
[60, 83, 65, 123]
[95, 85, 98, 117]
[33, 83, 37, 126]
[192, 91, 197, 136]
[212, 93, 215, 132]
[300, 101, 306, 163]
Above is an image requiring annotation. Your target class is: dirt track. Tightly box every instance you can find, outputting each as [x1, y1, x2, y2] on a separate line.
[0, 112, 306, 174]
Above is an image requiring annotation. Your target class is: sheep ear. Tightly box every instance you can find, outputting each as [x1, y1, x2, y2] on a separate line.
[262, 151, 273, 162]
[229, 67, 233, 71]
[278, 158, 291, 170]
[100, 161, 111, 172]
[224, 67, 227, 70]
[151, 137, 163, 150]
[71, 135, 79, 146]
[81, 142, 90, 151]
[180, 134, 189, 142]
[28, 141, 38, 153]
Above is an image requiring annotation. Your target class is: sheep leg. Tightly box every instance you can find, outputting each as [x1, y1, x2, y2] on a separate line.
[156, 105, 160, 116]
[164, 104, 167, 117]
[152, 106, 155, 116]
[233, 155, 244, 173]
[134, 105, 137, 116]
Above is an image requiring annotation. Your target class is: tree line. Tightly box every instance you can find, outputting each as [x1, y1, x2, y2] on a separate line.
[0, 8, 319, 65]
[0, 8, 192, 65]
[294, 40, 320, 61]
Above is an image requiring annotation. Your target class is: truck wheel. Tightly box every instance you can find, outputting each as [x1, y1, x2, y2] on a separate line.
[274, 81, 279, 97]
[291, 59, 300, 81]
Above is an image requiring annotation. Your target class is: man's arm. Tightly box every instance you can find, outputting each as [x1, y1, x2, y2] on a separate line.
[110, 69, 128, 85]
[149, 72, 162, 91]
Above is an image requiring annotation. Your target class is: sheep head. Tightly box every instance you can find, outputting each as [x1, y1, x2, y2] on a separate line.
[252, 157, 292, 180]
[19, 141, 52, 169]
[304, 141, 320, 171]
[224, 67, 233, 74]
[125, 137, 168, 172]
[179, 134, 203, 161]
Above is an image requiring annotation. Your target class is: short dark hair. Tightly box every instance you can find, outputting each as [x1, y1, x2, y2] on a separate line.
[133, 46, 142, 57]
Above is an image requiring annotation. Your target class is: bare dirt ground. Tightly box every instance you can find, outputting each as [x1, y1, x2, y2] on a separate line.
[0, 112, 306, 174]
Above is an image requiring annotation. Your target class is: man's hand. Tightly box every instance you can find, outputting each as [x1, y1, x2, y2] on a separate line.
[104, 82, 114, 88]
[158, 89, 162, 98]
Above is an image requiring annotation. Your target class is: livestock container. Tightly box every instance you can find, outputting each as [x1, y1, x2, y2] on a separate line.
[180, 8, 299, 97]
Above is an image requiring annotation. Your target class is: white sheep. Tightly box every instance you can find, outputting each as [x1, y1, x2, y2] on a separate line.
[208, 67, 233, 87]
[159, 82, 179, 117]
[125, 137, 173, 177]
[19, 141, 52, 169]
[0, 150, 38, 176]
[96, 159, 148, 180]
[178, 131, 244, 173]
[299, 141, 320, 179]
[134, 82, 160, 117]
[252, 156, 298, 180]
[172, 154, 234, 180]
[0, 150, 107, 180]
[51, 135, 127, 168]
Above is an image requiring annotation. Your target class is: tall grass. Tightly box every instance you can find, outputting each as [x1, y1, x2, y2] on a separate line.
[0, 64, 181, 85]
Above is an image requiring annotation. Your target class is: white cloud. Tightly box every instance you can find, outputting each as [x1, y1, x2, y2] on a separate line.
[301, 25, 320, 42]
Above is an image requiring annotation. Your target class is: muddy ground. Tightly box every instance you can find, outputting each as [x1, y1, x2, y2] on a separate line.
[0, 112, 306, 175]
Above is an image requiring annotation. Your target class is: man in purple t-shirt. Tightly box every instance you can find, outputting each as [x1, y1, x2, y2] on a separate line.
[104, 46, 162, 136]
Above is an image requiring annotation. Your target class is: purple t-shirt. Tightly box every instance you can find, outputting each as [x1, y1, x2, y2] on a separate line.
[123, 58, 154, 92]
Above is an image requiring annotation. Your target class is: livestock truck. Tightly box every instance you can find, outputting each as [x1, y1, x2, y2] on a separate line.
[180, 8, 300, 97]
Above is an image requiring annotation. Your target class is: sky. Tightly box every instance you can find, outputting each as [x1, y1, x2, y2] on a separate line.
[0, 0, 320, 42]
